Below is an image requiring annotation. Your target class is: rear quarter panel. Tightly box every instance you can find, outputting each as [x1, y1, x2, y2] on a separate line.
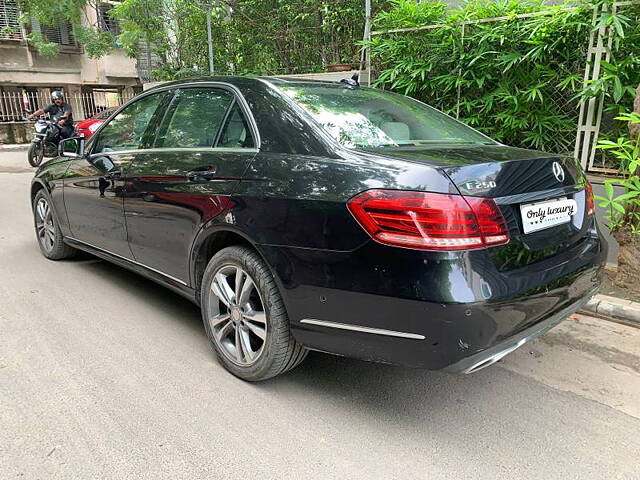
[233, 151, 455, 250]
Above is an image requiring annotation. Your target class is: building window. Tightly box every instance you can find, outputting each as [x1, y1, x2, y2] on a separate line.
[42, 22, 75, 46]
[30, 17, 76, 47]
[97, 2, 120, 36]
[0, 0, 22, 40]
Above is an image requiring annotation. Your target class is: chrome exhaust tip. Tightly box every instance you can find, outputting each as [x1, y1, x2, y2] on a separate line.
[462, 338, 527, 374]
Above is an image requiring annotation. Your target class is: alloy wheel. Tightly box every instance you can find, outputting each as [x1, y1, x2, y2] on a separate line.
[35, 197, 55, 253]
[208, 264, 268, 366]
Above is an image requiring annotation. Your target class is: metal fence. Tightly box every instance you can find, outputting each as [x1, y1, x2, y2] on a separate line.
[0, 90, 136, 123]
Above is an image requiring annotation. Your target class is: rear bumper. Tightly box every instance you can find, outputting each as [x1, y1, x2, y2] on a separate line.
[286, 275, 600, 370]
[260, 224, 607, 371]
[443, 293, 593, 373]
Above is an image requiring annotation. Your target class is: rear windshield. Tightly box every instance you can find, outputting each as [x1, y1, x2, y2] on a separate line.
[278, 84, 494, 149]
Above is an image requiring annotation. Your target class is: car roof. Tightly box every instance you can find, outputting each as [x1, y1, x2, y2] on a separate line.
[143, 75, 360, 92]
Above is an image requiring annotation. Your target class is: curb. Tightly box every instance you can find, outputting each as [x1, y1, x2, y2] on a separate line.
[581, 294, 640, 328]
[0, 144, 29, 152]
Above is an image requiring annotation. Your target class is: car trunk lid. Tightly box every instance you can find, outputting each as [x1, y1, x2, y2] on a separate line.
[365, 144, 592, 270]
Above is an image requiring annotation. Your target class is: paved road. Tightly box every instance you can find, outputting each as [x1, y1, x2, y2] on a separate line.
[2, 150, 640, 479]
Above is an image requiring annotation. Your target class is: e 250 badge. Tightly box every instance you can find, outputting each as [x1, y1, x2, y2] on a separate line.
[458, 179, 497, 194]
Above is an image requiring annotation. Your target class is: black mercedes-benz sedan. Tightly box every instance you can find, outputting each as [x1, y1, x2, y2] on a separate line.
[31, 76, 606, 381]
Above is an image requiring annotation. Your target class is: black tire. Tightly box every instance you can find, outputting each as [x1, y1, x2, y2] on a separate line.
[28, 142, 44, 167]
[33, 189, 77, 260]
[201, 245, 307, 381]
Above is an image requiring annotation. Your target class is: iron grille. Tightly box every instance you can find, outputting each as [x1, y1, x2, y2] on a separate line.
[0, 0, 22, 40]
[97, 3, 120, 36]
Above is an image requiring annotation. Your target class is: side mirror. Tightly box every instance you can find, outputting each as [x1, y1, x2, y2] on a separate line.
[59, 137, 85, 158]
[91, 155, 116, 173]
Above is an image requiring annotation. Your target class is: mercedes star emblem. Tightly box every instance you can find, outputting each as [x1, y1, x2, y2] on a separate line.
[552, 161, 565, 182]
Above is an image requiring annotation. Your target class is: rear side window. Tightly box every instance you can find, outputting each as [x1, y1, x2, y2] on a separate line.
[93, 93, 165, 153]
[217, 103, 255, 148]
[155, 88, 232, 148]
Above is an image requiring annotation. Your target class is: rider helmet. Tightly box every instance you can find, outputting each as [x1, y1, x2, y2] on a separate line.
[51, 91, 64, 101]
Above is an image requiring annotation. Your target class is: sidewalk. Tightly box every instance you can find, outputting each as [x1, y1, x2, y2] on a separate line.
[579, 269, 640, 328]
[0, 143, 28, 152]
[583, 294, 640, 327]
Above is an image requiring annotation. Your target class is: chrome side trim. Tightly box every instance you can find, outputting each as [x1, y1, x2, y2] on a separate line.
[300, 318, 425, 340]
[65, 236, 188, 286]
[88, 146, 259, 160]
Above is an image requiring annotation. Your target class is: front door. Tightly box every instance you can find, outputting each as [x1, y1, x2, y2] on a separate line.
[64, 153, 132, 257]
[123, 87, 258, 283]
[63, 90, 168, 258]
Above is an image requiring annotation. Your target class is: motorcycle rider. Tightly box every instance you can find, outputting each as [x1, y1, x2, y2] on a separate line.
[27, 91, 74, 140]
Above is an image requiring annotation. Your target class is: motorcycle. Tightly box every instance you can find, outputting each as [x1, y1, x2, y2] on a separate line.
[26, 113, 64, 168]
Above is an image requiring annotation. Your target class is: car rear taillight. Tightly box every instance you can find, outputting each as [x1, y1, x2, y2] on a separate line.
[585, 181, 595, 216]
[347, 189, 509, 251]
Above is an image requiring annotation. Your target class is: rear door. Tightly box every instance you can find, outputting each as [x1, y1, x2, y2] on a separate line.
[123, 85, 258, 284]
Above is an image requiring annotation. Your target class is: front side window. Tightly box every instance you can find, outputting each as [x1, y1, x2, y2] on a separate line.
[155, 88, 233, 148]
[278, 84, 494, 149]
[93, 93, 165, 153]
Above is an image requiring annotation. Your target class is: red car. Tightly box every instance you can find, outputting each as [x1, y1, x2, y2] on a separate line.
[74, 107, 116, 138]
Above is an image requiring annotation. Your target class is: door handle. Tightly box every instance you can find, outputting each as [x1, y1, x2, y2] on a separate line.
[186, 166, 218, 182]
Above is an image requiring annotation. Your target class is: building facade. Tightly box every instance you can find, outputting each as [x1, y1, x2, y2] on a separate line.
[0, 0, 143, 122]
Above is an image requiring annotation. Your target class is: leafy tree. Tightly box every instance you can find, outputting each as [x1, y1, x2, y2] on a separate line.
[18, 0, 118, 57]
[17, 0, 384, 80]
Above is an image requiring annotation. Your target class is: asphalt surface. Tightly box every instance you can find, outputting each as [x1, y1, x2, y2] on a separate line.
[2, 150, 640, 479]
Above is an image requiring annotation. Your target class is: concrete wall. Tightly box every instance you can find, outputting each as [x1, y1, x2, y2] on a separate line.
[0, 41, 83, 85]
[77, 7, 139, 87]
[1, 41, 139, 88]
[99, 50, 139, 81]
[0, 122, 30, 144]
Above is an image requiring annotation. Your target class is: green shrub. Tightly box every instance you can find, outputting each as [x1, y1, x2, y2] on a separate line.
[370, 0, 640, 155]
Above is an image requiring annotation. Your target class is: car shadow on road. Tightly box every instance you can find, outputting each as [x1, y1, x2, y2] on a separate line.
[69, 254, 204, 330]
[67, 254, 535, 425]
[256, 349, 514, 426]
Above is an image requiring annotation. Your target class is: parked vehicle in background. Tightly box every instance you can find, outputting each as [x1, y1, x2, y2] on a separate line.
[30, 76, 606, 382]
[74, 107, 117, 138]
